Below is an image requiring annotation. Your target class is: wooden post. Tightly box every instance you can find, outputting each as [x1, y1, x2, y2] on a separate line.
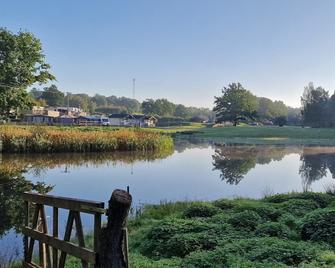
[100, 189, 132, 268]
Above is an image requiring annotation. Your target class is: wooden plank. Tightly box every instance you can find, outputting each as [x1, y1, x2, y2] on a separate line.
[40, 206, 52, 268]
[23, 261, 43, 268]
[74, 211, 88, 268]
[22, 192, 104, 214]
[27, 204, 41, 262]
[24, 201, 29, 262]
[22, 227, 96, 264]
[94, 213, 101, 268]
[58, 211, 75, 268]
[123, 228, 129, 268]
[53, 207, 59, 268]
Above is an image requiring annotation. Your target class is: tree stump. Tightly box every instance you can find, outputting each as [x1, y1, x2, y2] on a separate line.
[100, 189, 132, 268]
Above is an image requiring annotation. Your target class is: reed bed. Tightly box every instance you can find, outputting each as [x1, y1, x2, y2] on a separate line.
[0, 125, 173, 153]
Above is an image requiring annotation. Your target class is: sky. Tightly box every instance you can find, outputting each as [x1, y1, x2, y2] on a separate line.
[3, 0, 335, 108]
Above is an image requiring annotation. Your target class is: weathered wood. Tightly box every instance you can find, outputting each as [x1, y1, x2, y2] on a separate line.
[58, 211, 75, 268]
[22, 227, 96, 264]
[22, 192, 104, 214]
[27, 204, 42, 262]
[73, 211, 88, 268]
[94, 212, 102, 268]
[24, 201, 29, 262]
[40, 206, 52, 268]
[100, 189, 132, 268]
[123, 228, 129, 268]
[23, 261, 43, 268]
[53, 207, 59, 268]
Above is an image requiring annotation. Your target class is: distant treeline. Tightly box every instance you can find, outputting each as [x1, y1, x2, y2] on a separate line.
[30, 85, 214, 122]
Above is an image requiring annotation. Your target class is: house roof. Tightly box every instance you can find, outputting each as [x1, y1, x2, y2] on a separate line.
[109, 114, 129, 119]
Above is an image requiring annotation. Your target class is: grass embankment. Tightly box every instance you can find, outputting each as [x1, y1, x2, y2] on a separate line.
[0, 125, 173, 153]
[168, 124, 335, 145]
[127, 192, 335, 268]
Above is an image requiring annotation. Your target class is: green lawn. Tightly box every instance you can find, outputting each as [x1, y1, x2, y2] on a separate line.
[170, 125, 335, 145]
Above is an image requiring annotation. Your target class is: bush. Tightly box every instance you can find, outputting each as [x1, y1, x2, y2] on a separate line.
[227, 210, 261, 230]
[255, 222, 294, 239]
[184, 204, 220, 218]
[300, 208, 335, 246]
[213, 199, 235, 210]
[278, 213, 298, 230]
[224, 237, 329, 266]
[264, 192, 334, 208]
[279, 199, 319, 217]
[139, 218, 211, 257]
[232, 201, 281, 221]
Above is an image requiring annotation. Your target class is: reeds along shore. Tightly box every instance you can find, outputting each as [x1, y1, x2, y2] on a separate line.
[0, 125, 173, 153]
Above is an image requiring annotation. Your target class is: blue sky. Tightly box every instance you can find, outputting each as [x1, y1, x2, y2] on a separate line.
[3, 0, 335, 108]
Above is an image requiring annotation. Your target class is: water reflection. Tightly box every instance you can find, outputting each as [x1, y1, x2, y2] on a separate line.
[299, 147, 335, 191]
[0, 166, 53, 237]
[212, 145, 335, 188]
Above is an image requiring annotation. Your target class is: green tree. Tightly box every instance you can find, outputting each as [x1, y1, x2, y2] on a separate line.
[301, 82, 329, 127]
[214, 83, 258, 126]
[41, 84, 64, 106]
[0, 28, 55, 119]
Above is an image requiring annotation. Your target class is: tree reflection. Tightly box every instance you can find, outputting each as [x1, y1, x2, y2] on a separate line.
[212, 145, 299, 185]
[299, 147, 335, 190]
[0, 164, 53, 237]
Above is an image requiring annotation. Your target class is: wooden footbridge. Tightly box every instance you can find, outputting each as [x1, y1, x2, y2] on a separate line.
[22, 189, 132, 268]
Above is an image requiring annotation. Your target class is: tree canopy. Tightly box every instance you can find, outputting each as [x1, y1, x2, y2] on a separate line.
[0, 28, 55, 119]
[214, 83, 258, 125]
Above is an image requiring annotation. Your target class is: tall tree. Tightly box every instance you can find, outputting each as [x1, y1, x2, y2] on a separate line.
[214, 83, 258, 126]
[301, 82, 329, 127]
[0, 28, 55, 118]
[40, 84, 64, 106]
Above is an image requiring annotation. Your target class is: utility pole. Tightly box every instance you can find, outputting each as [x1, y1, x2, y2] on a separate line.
[132, 78, 136, 100]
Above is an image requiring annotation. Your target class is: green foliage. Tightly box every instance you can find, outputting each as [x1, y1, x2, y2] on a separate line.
[130, 253, 181, 268]
[301, 82, 330, 127]
[255, 222, 294, 239]
[224, 237, 328, 266]
[0, 28, 55, 119]
[300, 208, 335, 246]
[279, 199, 320, 217]
[227, 210, 261, 230]
[126, 193, 335, 267]
[264, 192, 334, 208]
[214, 83, 258, 125]
[278, 213, 298, 230]
[183, 204, 220, 218]
[232, 200, 281, 221]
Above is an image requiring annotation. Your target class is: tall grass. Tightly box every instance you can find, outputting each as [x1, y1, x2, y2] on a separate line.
[0, 125, 173, 153]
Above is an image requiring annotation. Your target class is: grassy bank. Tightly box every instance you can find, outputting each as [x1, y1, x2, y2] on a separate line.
[170, 125, 335, 145]
[0, 125, 173, 153]
[127, 192, 335, 268]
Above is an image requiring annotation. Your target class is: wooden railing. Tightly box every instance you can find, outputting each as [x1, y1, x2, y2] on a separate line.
[22, 189, 132, 268]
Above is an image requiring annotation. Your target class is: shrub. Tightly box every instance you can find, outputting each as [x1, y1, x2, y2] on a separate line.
[213, 199, 235, 210]
[139, 218, 211, 257]
[232, 201, 281, 221]
[227, 210, 261, 230]
[224, 237, 329, 266]
[279, 199, 319, 217]
[130, 253, 181, 268]
[278, 213, 298, 230]
[255, 222, 294, 239]
[300, 208, 335, 246]
[264, 192, 334, 208]
[184, 204, 220, 218]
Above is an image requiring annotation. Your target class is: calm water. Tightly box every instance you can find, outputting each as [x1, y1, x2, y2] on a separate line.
[1, 140, 335, 261]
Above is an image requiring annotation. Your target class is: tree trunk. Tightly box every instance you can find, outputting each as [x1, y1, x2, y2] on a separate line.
[100, 189, 132, 268]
